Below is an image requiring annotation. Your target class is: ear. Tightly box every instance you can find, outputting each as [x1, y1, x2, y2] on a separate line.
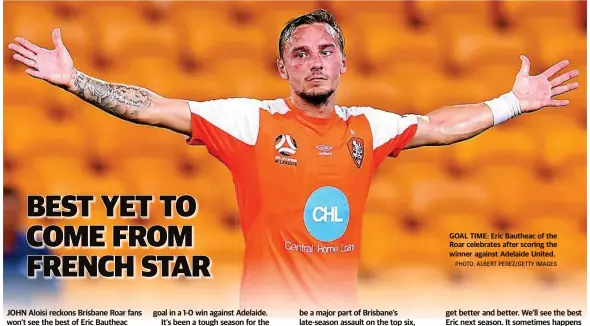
[340, 54, 347, 74]
[277, 58, 289, 80]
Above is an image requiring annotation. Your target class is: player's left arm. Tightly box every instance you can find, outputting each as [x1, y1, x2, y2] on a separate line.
[405, 56, 579, 149]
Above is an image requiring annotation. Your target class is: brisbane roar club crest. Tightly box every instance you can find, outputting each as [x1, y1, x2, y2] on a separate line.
[347, 137, 364, 169]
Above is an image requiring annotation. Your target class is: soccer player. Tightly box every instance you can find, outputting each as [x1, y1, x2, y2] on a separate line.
[8, 9, 579, 312]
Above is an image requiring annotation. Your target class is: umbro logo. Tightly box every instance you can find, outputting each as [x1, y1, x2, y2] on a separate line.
[316, 144, 333, 156]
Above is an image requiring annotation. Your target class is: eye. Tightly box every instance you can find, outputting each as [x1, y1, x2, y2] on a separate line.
[296, 52, 307, 58]
[321, 50, 333, 56]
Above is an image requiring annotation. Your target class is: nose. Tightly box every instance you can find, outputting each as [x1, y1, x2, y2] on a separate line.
[309, 53, 323, 71]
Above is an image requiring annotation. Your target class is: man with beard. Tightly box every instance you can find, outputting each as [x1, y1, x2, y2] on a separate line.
[8, 9, 578, 313]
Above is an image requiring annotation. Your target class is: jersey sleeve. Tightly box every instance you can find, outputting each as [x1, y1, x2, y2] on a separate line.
[363, 108, 420, 167]
[185, 98, 262, 167]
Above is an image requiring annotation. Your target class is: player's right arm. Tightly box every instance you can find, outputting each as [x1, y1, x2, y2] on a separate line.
[8, 28, 191, 136]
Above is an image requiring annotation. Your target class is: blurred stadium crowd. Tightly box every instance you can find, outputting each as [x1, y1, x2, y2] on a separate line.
[3, 1, 587, 308]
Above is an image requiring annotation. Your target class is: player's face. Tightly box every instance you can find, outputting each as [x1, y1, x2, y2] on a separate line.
[278, 23, 347, 103]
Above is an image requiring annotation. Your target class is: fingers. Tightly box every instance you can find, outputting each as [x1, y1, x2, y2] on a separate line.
[519, 55, 531, 76]
[15, 36, 42, 54]
[548, 99, 570, 107]
[542, 60, 569, 78]
[8, 43, 36, 61]
[52, 28, 64, 48]
[12, 53, 36, 69]
[550, 69, 580, 87]
[25, 69, 44, 80]
[551, 82, 579, 96]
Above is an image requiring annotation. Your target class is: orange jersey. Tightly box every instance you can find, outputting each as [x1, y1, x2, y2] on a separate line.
[186, 98, 418, 312]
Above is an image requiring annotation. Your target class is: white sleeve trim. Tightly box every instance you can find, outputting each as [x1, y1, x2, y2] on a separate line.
[188, 98, 262, 146]
[345, 106, 420, 150]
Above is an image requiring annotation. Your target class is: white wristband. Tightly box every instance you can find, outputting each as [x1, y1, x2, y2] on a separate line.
[484, 91, 522, 126]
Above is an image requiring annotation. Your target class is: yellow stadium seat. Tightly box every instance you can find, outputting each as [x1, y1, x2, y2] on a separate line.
[377, 161, 463, 217]
[344, 10, 410, 42]
[450, 126, 540, 171]
[501, 1, 584, 69]
[365, 174, 411, 217]
[361, 212, 447, 270]
[469, 164, 545, 219]
[536, 163, 586, 219]
[167, 2, 236, 35]
[378, 160, 450, 183]
[538, 119, 586, 172]
[412, 1, 497, 40]
[411, 73, 501, 115]
[449, 28, 528, 77]
[183, 210, 245, 265]
[200, 57, 274, 90]
[396, 146, 452, 166]
[430, 212, 498, 236]
[234, 71, 289, 100]
[183, 21, 271, 68]
[90, 5, 180, 63]
[20, 155, 133, 255]
[428, 212, 505, 272]
[523, 214, 586, 270]
[105, 56, 199, 99]
[25, 155, 130, 197]
[567, 73, 587, 122]
[464, 64, 526, 98]
[500, 1, 582, 33]
[5, 3, 62, 49]
[6, 2, 96, 60]
[239, 2, 324, 38]
[112, 157, 237, 219]
[331, 21, 368, 74]
[178, 71, 241, 102]
[536, 31, 586, 74]
[4, 161, 46, 203]
[5, 104, 90, 158]
[77, 98, 188, 160]
[418, 179, 491, 218]
[327, 1, 408, 25]
[4, 70, 74, 108]
[516, 107, 582, 133]
[364, 26, 445, 78]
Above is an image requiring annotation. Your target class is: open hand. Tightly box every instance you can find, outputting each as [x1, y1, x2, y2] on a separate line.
[7, 28, 75, 89]
[512, 55, 579, 113]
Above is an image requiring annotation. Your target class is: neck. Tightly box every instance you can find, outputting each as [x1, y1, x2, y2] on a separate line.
[289, 92, 336, 119]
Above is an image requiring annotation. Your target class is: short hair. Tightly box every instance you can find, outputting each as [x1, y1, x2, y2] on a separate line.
[278, 9, 345, 59]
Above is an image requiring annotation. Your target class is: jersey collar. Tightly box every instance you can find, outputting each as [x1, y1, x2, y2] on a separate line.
[284, 98, 339, 126]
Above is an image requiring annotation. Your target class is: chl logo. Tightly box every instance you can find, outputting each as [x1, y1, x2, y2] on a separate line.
[303, 186, 350, 242]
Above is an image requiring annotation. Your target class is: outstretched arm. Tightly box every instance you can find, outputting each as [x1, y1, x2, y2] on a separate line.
[8, 28, 191, 136]
[406, 56, 579, 149]
[67, 71, 191, 135]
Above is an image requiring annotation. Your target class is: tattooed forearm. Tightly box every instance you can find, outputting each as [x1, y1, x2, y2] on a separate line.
[69, 70, 160, 123]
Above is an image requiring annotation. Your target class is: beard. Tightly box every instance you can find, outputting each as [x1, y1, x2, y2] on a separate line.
[297, 87, 335, 106]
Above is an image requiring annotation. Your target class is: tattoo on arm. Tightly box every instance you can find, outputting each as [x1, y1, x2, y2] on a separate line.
[70, 70, 155, 122]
